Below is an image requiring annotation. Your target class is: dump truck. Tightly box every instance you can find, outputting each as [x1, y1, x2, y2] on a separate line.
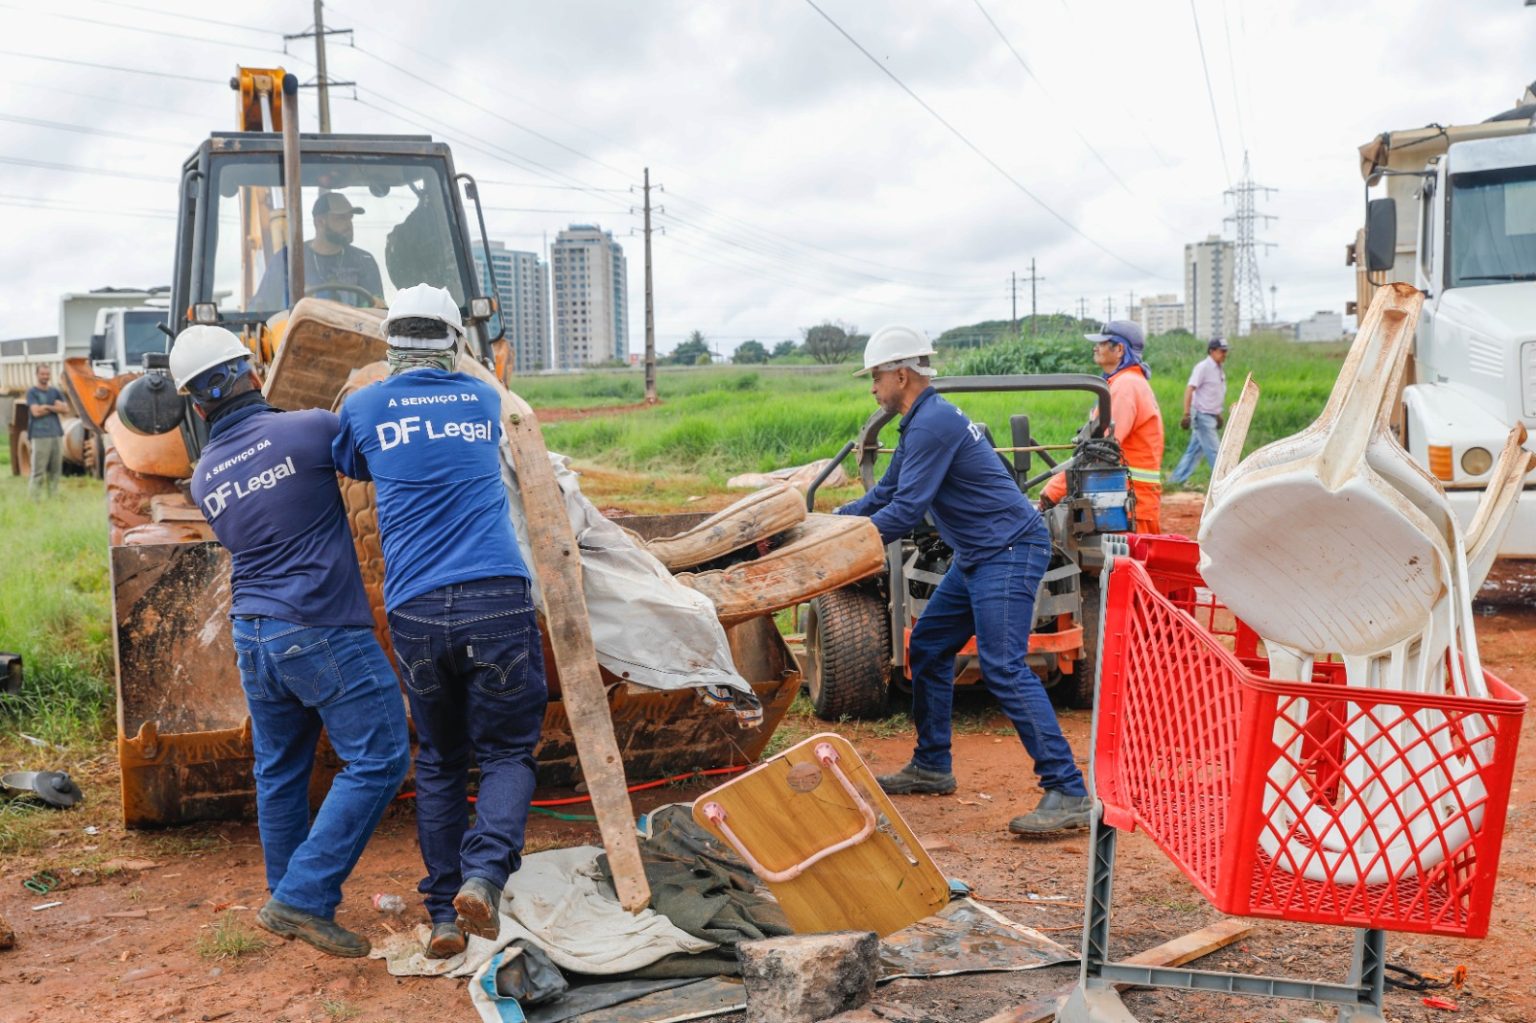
[105, 67, 808, 827]
[3, 289, 168, 478]
[1351, 79, 1536, 555]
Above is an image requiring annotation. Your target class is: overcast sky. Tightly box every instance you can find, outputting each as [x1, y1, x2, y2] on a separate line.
[1, 0, 1533, 355]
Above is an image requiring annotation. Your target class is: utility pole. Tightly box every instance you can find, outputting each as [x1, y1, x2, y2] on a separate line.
[1019, 259, 1043, 336]
[285, 3, 354, 131]
[1010, 271, 1018, 336]
[1270, 283, 1278, 324]
[641, 168, 661, 404]
[1104, 296, 1114, 322]
[1077, 297, 1089, 322]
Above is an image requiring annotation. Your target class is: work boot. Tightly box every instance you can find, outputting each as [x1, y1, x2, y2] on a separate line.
[256, 899, 370, 958]
[1008, 791, 1093, 838]
[875, 762, 957, 796]
[426, 921, 466, 959]
[453, 876, 504, 940]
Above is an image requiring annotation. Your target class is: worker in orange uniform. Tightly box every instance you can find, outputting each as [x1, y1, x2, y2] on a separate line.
[1039, 320, 1165, 532]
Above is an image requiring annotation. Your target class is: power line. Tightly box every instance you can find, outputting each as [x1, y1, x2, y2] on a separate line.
[0, 77, 209, 119]
[0, 3, 309, 63]
[0, 154, 172, 183]
[78, 0, 283, 36]
[0, 111, 185, 147]
[970, 0, 1139, 199]
[1219, 0, 1248, 155]
[801, 0, 1162, 278]
[0, 49, 225, 84]
[1188, 0, 1231, 185]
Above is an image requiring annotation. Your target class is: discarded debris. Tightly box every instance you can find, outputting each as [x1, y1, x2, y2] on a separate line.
[1, 770, 83, 809]
[739, 930, 880, 1023]
[1422, 995, 1460, 1011]
[372, 893, 406, 914]
[31, 902, 63, 911]
[101, 858, 159, 873]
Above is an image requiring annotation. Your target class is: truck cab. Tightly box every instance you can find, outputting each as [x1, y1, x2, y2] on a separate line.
[1354, 87, 1536, 558]
[92, 307, 171, 377]
[1393, 135, 1536, 554]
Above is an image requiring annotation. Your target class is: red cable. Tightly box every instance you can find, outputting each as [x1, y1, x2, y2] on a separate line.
[395, 764, 749, 807]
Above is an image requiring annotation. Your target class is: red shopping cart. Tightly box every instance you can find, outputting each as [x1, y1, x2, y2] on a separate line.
[1094, 535, 1526, 938]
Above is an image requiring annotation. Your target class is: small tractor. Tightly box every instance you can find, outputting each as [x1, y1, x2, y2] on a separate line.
[802, 374, 1131, 718]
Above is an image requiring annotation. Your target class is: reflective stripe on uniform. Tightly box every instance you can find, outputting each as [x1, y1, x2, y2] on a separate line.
[1128, 466, 1162, 484]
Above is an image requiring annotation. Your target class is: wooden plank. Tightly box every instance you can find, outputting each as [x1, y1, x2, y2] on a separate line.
[643, 482, 806, 571]
[693, 732, 949, 936]
[979, 918, 1254, 1023]
[474, 364, 650, 912]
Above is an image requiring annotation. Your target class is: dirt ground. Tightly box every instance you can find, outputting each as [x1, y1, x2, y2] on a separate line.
[4, 494, 1534, 1023]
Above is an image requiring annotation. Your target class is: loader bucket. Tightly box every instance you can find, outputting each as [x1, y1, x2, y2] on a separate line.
[112, 520, 801, 828]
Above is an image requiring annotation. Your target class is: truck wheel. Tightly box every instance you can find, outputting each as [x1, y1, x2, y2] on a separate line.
[82, 433, 101, 479]
[804, 585, 892, 721]
[1058, 579, 1100, 710]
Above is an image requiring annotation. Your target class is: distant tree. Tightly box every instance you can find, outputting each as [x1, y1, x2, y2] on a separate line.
[694, 352, 712, 366]
[801, 320, 865, 365]
[771, 339, 799, 359]
[669, 330, 710, 365]
[733, 339, 769, 364]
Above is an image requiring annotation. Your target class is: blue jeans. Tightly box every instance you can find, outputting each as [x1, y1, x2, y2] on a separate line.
[387, 576, 547, 924]
[907, 537, 1086, 797]
[231, 619, 410, 919]
[1170, 412, 1221, 484]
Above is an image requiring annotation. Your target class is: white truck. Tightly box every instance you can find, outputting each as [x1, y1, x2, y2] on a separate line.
[3, 288, 169, 476]
[1352, 82, 1536, 556]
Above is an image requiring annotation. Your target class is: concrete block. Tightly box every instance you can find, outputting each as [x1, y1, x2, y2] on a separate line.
[739, 930, 880, 1023]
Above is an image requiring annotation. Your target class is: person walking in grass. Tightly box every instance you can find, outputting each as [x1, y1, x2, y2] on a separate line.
[1169, 338, 1230, 486]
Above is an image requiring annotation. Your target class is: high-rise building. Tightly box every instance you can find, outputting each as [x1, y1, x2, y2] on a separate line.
[1184, 235, 1238, 342]
[550, 224, 629, 370]
[474, 240, 550, 374]
[1132, 293, 1187, 337]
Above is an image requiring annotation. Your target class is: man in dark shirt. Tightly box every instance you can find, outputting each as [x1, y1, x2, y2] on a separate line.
[334, 284, 545, 958]
[26, 365, 69, 499]
[252, 192, 384, 310]
[837, 325, 1091, 838]
[172, 325, 408, 958]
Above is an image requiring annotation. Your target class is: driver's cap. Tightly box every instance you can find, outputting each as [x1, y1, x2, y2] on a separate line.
[312, 192, 365, 217]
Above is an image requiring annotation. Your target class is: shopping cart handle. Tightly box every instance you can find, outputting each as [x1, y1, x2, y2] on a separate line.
[700, 742, 878, 883]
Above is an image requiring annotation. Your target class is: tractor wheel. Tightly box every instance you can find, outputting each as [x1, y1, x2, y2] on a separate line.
[1058, 578, 1101, 710]
[804, 585, 892, 720]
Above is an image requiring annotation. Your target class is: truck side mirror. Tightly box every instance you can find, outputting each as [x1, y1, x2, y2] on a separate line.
[1365, 198, 1397, 273]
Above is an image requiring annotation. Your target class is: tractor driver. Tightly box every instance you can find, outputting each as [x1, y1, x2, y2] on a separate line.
[253, 192, 384, 310]
[836, 325, 1092, 839]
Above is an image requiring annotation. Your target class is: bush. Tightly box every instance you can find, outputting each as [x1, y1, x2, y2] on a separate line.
[950, 334, 1090, 376]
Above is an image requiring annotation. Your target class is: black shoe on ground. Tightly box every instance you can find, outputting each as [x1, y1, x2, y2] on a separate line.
[256, 899, 370, 958]
[426, 921, 466, 959]
[453, 876, 503, 940]
[1008, 790, 1093, 837]
[875, 762, 957, 795]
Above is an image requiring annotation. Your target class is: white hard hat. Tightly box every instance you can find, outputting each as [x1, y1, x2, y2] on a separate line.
[381, 283, 465, 342]
[169, 325, 250, 395]
[855, 324, 936, 376]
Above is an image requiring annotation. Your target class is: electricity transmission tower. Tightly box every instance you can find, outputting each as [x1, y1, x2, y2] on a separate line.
[1223, 152, 1276, 336]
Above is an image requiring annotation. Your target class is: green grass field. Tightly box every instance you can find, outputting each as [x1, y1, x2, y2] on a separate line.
[520, 332, 1348, 493]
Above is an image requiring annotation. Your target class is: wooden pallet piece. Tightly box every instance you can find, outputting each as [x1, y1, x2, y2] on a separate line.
[978, 918, 1255, 1023]
[475, 365, 650, 913]
[692, 732, 948, 936]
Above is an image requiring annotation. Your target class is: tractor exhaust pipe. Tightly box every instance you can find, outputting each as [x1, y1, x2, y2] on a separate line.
[281, 72, 304, 305]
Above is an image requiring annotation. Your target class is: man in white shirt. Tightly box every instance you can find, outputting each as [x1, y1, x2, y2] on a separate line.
[1169, 338, 1229, 485]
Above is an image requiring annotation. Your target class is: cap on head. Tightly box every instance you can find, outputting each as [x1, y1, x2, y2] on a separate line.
[312, 192, 365, 218]
[169, 325, 251, 396]
[381, 284, 465, 350]
[856, 324, 936, 377]
[1084, 319, 1146, 355]
[1208, 337, 1230, 351]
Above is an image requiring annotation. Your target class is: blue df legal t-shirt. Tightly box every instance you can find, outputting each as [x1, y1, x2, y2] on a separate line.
[332, 368, 529, 611]
[190, 405, 374, 627]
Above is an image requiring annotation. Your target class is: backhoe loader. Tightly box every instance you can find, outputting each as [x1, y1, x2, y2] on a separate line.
[105, 68, 800, 827]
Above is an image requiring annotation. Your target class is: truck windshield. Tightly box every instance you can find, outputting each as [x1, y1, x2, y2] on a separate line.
[122, 311, 168, 366]
[1449, 166, 1536, 286]
[203, 152, 471, 320]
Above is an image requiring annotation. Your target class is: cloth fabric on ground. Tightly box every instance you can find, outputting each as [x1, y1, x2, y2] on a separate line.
[597, 802, 791, 958]
[497, 447, 756, 712]
[879, 898, 1074, 978]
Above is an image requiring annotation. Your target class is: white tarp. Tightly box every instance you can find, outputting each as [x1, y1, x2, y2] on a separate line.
[498, 448, 753, 698]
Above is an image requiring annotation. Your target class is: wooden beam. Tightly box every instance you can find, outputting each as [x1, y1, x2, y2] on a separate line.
[979, 918, 1255, 1023]
[488, 375, 650, 912]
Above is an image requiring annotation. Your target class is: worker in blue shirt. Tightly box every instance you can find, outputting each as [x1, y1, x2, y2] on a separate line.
[836, 325, 1090, 838]
[174, 325, 409, 958]
[334, 284, 545, 959]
